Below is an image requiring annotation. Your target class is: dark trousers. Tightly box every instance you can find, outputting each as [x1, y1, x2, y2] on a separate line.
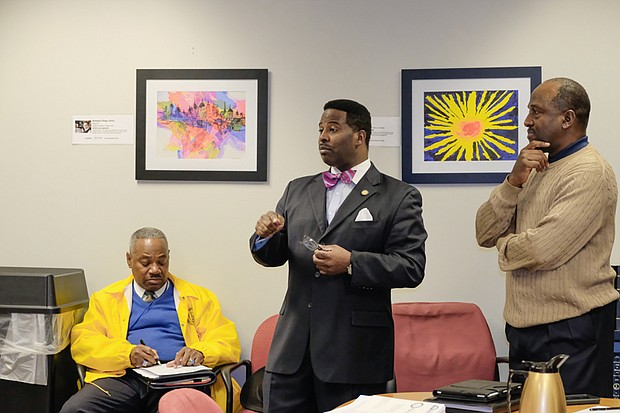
[59, 373, 168, 413]
[263, 351, 387, 413]
[505, 301, 616, 397]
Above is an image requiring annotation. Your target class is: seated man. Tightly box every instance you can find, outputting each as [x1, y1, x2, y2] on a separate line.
[60, 227, 241, 413]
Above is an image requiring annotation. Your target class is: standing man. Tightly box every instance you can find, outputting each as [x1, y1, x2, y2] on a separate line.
[60, 227, 241, 413]
[251, 99, 427, 412]
[476, 78, 618, 396]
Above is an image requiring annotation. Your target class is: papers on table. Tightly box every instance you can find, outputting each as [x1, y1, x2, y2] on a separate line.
[325, 395, 445, 413]
[132, 364, 212, 379]
[574, 407, 620, 413]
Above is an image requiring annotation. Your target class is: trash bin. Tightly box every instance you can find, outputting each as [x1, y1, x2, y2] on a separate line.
[0, 267, 89, 413]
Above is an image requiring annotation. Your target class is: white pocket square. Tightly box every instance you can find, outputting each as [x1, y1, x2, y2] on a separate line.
[355, 207, 374, 222]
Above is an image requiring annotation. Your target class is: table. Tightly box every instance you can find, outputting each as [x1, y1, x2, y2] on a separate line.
[374, 392, 620, 412]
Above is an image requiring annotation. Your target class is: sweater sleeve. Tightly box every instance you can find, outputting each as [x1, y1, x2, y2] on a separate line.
[475, 178, 521, 248]
[497, 168, 613, 272]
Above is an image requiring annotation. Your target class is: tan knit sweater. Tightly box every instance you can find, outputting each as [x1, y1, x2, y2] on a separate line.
[476, 145, 619, 328]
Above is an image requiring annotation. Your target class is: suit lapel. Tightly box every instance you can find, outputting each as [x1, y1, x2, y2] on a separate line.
[321, 164, 380, 239]
[307, 175, 328, 234]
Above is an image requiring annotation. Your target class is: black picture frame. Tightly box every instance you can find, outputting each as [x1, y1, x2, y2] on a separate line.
[401, 66, 541, 184]
[136, 68, 268, 182]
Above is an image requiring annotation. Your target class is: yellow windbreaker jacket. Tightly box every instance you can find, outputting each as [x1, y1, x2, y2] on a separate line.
[71, 273, 241, 411]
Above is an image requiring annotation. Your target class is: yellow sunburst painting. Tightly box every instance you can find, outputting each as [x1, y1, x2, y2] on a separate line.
[423, 89, 519, 162]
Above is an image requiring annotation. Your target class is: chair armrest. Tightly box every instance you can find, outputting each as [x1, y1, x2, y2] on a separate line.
[495, 355, 510, 381]
[76, 364, 87, 389]
[218, 360, 251, 413]
[496, 356, 509, 364]
[385, 377, 397, 393]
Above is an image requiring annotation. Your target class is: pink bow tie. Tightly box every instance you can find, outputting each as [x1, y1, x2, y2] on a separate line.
[322, 169, 356, 189]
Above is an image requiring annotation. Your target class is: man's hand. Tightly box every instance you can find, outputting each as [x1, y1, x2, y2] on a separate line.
[167, 346, 205, 368]
[507, 140, 550, 187]
[255, 211, 285, 238]
[312, 244, 351, 275]
[130, 344, 160, 368]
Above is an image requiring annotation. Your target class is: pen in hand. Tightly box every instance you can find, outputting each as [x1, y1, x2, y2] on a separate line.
[139, 339, 161, 365]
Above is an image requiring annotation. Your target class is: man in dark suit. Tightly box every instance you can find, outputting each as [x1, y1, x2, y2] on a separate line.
[250, 99, 427, 413]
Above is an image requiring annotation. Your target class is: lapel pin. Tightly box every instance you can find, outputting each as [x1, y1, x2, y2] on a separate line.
[361, 189, 369, 196]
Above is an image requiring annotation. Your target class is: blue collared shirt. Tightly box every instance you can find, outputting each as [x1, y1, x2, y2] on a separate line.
[548, 136, 589, 163]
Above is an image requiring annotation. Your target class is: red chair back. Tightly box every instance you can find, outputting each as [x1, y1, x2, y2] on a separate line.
[237, 314, 279, 413]
[392, 302, 498, 392]
[250, 314, 278, 373]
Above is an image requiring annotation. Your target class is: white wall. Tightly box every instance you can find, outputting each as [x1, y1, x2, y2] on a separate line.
[1, 0, 619, 366]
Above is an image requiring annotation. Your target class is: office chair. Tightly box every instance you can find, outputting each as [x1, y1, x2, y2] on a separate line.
[391, 302, 502, 392]
[159, 388, 224, 413]
[220, 314, 278, 413]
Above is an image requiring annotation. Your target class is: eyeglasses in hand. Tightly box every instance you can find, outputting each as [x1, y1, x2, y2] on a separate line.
[300, 235, 325, 251]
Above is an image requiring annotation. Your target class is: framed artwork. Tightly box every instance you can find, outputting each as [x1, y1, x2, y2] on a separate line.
[401, 66, 541, 184]
[136, 68, 268, 181]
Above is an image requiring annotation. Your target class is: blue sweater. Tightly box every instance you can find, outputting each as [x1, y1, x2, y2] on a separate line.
[127, 283, 185, 361]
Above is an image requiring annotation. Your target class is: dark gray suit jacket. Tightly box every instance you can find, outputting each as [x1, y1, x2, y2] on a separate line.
[251, 163, 427, 384]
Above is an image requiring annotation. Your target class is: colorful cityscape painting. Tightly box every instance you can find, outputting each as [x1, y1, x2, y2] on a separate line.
[157, 91, 246, 159]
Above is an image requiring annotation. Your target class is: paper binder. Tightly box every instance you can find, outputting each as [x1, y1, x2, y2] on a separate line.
[130, 364, 217, 390]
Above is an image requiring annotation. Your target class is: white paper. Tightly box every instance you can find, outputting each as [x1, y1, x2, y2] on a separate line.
[325, 395, 445, 413]
[132, 364, 211, 379]
[370, 117, 400, 147]
[573, 407, 620, 413]
[72, 114, 134, 144]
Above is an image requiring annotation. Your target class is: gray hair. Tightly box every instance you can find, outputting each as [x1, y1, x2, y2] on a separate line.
[548, 77, 590, 128]
[129, 227, 168, 253]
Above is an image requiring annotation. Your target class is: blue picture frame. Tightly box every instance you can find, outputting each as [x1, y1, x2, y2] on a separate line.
[401, 66, 541, 184]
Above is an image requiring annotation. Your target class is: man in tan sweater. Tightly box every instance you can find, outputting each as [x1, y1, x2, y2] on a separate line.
[476, 77, 618, 396]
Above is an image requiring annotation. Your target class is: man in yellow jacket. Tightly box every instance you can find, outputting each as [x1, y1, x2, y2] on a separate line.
[60, 227, 241, 413]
